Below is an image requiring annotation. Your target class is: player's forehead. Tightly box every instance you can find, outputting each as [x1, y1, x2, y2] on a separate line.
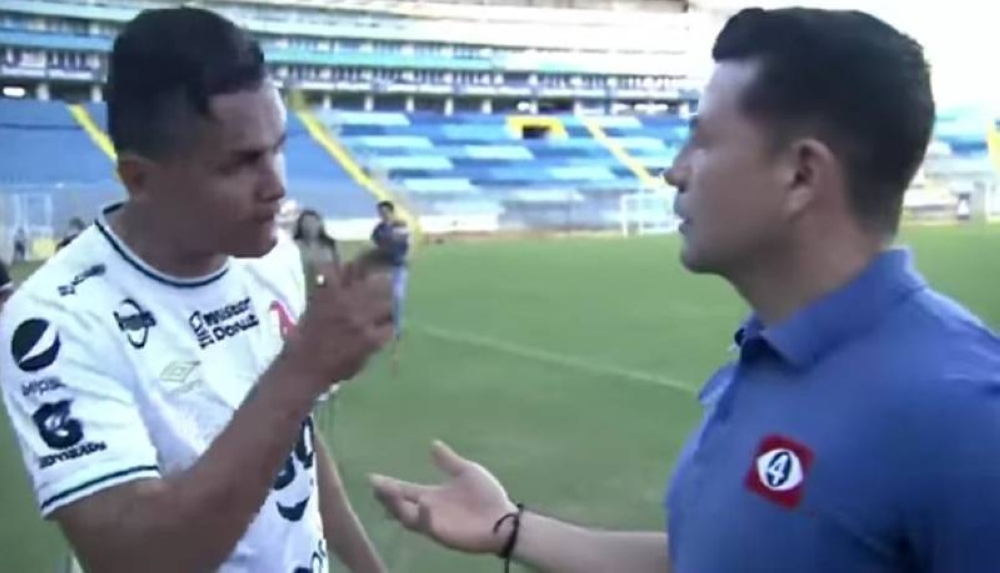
[204, 82, 286, 151]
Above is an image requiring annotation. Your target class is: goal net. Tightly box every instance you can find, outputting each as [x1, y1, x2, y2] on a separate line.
[619, 189, 680, 237]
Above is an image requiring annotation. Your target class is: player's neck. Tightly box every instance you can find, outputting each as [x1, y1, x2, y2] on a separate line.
[729, 234, 886, 327]
[109, 204, 229, 279]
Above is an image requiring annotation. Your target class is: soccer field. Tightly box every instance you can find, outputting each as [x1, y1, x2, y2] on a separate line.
[3, 225, 1000, 572]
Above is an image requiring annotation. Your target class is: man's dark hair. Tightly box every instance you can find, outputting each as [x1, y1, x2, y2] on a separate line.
[713, 8, 935, 234]
[378, 201, 396, 213]
[107, 7, 266, 158]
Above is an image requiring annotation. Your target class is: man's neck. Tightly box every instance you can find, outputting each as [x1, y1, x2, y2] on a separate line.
[730, 234, 888, 327]
[110, 204, 228, 278]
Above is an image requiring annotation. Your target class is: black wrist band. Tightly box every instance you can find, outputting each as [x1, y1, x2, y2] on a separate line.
[492, 502, 525, 573]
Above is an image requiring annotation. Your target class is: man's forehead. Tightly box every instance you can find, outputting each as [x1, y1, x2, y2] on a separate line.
[699, 61, 759, 123]
[206, 83, 286, 148]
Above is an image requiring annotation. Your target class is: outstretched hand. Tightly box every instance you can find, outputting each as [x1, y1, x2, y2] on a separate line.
[370, 441, 517, 555]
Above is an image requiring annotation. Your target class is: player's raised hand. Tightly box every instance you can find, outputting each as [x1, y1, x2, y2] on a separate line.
[283, 249, 395, 390]
[371, 441, 517, 554]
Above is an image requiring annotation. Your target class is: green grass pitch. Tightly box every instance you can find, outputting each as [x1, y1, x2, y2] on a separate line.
[2, 225, 999, 572]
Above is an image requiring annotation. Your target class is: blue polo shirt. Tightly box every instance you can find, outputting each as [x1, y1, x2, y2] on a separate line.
[666, 248, 1000, 573]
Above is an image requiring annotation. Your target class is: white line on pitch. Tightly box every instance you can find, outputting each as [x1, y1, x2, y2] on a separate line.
[414, 323, 695, 395]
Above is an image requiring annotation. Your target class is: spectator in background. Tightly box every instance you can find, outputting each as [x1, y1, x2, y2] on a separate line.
[12, 228, 26, 263]
[371, 200, 410, 373]
[294, 208, 340, 296]
[0, 258, 12, 312]
[57, 217, 87, 251]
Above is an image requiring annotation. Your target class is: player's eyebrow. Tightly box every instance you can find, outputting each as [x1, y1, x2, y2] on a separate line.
[227, 131, 287, 161]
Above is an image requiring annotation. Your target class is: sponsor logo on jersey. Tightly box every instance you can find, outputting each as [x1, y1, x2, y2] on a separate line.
[58, 264, 106, 297]
[269, 300, 296, 341]
[189, 297, 260, 349]
[744, 434, 814, 509]
[11, 318, 60, 373]
[114, 299, 157, 349]
[159, 360, 201, 394]
[21, 376, 66, 398]
[32, 400, 108, 469]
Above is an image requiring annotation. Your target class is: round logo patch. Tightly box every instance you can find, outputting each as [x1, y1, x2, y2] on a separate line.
[11, 318, 61, 373]
[756, 448, 805, 491]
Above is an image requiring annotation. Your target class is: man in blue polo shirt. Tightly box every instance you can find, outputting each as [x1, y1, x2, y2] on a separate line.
[369, 7, 1000, 573]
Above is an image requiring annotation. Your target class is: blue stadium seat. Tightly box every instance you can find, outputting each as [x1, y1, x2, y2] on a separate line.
[0, 99, 381, 223]
[0, 99, 114, 185]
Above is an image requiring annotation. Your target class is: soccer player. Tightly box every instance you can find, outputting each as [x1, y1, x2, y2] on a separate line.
[370, 8, 1000, 573]
[371, 201, 410, 370]
[0, 8, 391, 573]
[0, 258, 13, 311]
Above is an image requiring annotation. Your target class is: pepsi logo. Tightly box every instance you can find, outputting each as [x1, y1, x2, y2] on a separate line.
[11, 318, 61, 373]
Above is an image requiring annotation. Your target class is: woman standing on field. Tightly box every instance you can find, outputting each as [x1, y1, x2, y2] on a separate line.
[293, 209, 340, 297]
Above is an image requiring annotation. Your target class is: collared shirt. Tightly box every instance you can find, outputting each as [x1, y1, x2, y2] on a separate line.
[666, 249, 1000, 573]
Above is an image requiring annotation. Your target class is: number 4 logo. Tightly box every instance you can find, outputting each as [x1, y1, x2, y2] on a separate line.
[744, 434, 814, 509]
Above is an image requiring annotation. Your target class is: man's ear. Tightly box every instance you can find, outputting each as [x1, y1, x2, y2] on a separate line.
[781, 137, 840, 220]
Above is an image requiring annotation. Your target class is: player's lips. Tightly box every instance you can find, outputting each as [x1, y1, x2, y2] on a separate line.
[253, 211, 279, 224]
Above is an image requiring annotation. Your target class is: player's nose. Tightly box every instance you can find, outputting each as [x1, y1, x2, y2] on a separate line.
[663, 164, 687, 193]
[257, 153, 287, 203]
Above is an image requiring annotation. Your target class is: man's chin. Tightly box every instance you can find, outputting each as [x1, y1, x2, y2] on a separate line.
[679, 243, 713, 275]
[230, 235, 277, 259]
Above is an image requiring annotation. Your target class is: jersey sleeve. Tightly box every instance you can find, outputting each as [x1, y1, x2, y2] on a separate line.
[0, 291, 160, 518]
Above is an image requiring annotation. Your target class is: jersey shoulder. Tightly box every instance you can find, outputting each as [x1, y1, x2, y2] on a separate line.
[0, 230, 118, 366]
[3, 229, 113, 318]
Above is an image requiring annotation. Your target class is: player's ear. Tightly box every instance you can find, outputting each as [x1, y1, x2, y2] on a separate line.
[116, 153, 157, 201]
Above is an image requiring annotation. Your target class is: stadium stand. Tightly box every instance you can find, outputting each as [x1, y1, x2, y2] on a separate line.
[0, 99, 121, 256]
[319, 110, 683, 228]
[0, 99, 112, 186]
[1, 0, 998, 257]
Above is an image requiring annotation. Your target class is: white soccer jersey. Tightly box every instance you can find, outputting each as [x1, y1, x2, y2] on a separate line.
[0, 203, 328, 573]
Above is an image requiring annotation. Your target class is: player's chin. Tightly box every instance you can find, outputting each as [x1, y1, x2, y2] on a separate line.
[229, 228, 278, 258]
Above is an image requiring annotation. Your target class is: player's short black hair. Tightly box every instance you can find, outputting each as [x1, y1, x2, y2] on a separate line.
[377, 201, 396, 212]
[713, 8, 935, 234]
[107, 6, 267, 158]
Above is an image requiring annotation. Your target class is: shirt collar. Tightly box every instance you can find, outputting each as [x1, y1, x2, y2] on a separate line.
[735, 248, 927, 368]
